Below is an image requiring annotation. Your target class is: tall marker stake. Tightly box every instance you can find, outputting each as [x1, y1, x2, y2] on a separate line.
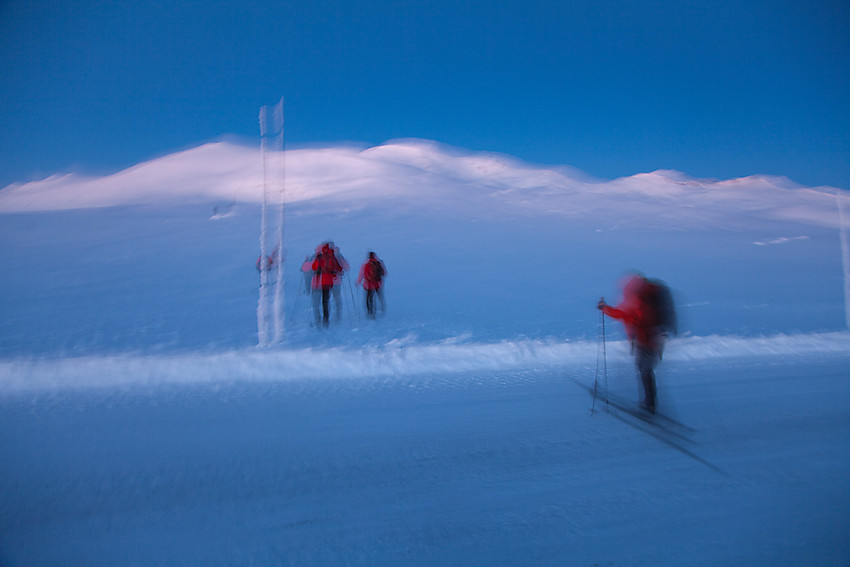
[258, 97, 286, 346]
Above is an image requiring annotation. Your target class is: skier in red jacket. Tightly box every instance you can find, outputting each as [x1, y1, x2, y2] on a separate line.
[311, 243, 345, 327]
[598, 274, 676, 414]
[356, 251, 387, 319]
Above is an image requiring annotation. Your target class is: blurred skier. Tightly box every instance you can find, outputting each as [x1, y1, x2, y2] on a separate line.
[300, 254, 315, 294]
[327, 242, 350, 320]
[302, 249, 322, 324]
[356, 251, 387, 319]
[310, 242, 346, 327]
[598, 274, 677, 414]
[256, 247, 279, 273]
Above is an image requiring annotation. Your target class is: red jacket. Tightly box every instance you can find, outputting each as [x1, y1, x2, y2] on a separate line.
[311, 246, 342, 289]
[356, 258, 386, 290]
[601, 275, 663, 351]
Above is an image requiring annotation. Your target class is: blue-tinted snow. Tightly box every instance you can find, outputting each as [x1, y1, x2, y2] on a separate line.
[0, 141, 848, 565]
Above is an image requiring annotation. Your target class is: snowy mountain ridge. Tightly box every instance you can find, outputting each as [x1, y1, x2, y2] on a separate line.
[0, 139, 843, 229]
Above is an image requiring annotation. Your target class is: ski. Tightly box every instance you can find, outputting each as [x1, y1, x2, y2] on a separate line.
[574, 379, 726, 475]
[574, 380, 696, 441]
[606, 408, 728, 476]
[601, 392, 695, 437]
[602, 398, 693, 444]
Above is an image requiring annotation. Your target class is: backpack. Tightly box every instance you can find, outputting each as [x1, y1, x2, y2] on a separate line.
[643, 280, 677, 336]
[316, 251, 341, 277]
[366, 258, 384, 282]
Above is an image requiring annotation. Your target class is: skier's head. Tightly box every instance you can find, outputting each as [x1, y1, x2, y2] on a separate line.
[622, 273, 648, 298]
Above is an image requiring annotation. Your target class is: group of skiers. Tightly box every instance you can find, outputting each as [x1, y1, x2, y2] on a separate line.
[300, 242, 387, 327]
[261, 244, 676, 414]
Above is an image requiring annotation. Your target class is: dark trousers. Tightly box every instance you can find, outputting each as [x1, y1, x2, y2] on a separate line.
[636, 346, 659, 411]
[321, 286, 332, 327]
[364, 287, 385, 319]
[366, 289, 377, 318]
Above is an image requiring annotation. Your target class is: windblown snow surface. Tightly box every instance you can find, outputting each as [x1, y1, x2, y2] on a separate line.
[1, 140, 849, 566]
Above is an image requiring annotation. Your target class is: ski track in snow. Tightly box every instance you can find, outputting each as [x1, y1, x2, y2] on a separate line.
[1, 350, 848, 566]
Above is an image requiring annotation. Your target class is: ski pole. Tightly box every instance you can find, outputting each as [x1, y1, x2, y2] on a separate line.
[289, 282, 302, 321]
[601, 308, 609, 413]
[346, 276, 361, 323]
[593, 305, 609, 414]
[592, 308, 602, 414]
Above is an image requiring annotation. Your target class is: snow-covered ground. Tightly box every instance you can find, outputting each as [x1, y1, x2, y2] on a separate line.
[1, 140, 849, 565]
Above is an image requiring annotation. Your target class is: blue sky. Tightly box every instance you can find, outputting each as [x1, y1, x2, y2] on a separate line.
[1, 0, 848, 189]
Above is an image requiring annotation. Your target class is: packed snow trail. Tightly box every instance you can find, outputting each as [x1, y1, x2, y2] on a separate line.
[1, 351, 848, 566]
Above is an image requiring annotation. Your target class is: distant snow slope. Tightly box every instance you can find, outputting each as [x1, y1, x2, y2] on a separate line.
[0, 139, 847, 358]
